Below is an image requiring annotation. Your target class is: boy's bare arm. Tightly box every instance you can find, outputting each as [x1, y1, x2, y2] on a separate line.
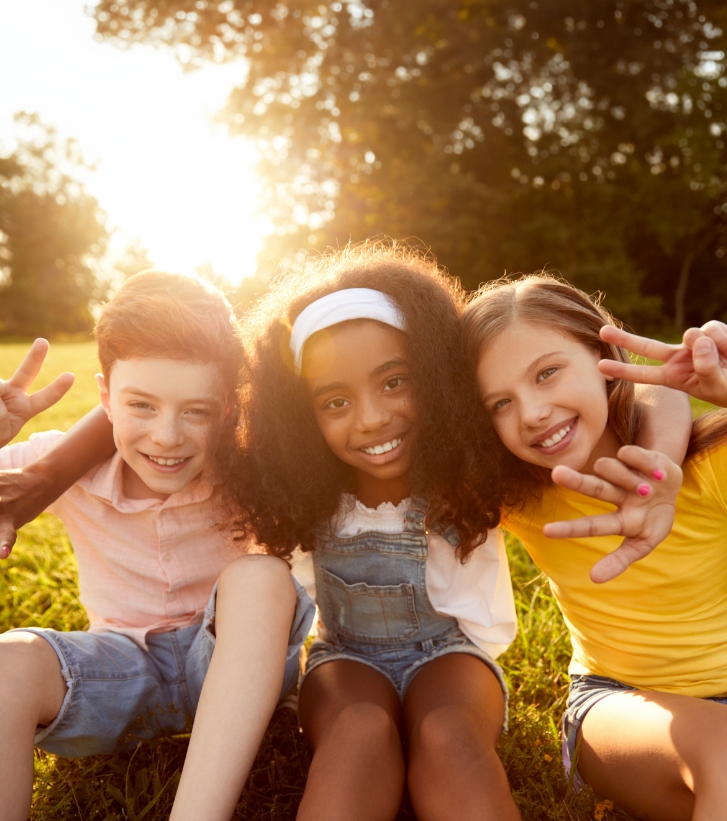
[0, 406, 115, 556]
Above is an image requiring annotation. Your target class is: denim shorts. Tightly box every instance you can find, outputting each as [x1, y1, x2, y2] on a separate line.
[563, 673, 727, 791]
[11, 577, 314, 758]
[302, 633, 509, 731]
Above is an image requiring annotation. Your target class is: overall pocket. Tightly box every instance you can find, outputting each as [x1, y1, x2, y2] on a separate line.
[319, 567, 420, 643]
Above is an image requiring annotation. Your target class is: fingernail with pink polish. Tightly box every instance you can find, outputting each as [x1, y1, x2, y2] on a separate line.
[652, 470, 665, 481]
[638, 484, 651, 497]
[0, 546, 9, 559]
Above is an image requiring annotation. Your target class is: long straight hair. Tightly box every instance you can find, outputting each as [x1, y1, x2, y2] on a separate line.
[462, 272, 727, 506]
[462, 273, 642, 506]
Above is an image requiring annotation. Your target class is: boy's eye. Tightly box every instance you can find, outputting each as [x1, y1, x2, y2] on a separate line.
[324, 397, 350, 410]
[383, 376, 404, 391]
[186, 408, 209, 417]
[130, 402, 153, 411]
[537, 367, 558, 382]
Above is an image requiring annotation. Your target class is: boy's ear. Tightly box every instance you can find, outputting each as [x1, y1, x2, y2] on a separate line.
[96, 374, 113, 422]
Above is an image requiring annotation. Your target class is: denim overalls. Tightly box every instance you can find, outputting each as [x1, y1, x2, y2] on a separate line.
[303, 499, 508, 706]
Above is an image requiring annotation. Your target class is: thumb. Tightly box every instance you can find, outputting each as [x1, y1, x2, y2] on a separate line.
[0, 518, 17, 559]
[693, 337, 726, 394]
[589, 538, 653, 584]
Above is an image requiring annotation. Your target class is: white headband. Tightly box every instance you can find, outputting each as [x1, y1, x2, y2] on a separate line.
[290, 288, 406, 373]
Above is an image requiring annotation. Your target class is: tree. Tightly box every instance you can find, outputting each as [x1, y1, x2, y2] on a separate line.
[93, 1, 727, 328]
[0, 113, 109, 337]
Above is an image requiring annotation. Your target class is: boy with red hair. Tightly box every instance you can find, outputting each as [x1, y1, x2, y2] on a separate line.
[0, 271, 315, 821]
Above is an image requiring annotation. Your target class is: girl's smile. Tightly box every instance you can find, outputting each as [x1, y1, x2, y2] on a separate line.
[476, 322, 621, 474]
[531, 417, 578, 453]
[303, 319, 415, 508]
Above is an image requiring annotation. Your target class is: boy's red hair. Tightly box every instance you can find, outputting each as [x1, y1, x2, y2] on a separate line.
[95, 271, 243, 399]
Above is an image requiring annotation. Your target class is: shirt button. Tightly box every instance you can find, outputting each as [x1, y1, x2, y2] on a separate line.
[166, 592, 176, 601]
[163, 554, 172, 562]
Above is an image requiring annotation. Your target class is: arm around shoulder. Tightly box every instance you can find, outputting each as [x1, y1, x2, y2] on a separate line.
[0, 405, 115, 557]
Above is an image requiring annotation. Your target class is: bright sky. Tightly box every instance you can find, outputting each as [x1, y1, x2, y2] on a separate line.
[0, 0, 263, 286]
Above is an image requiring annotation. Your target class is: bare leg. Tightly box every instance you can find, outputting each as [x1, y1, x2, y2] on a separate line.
[0, 632, 67, 821]
[170, 555, 297, 821]
[579, 690, 727, 821]
[297, 660, 405, 821]
[404, 653, 521, 821]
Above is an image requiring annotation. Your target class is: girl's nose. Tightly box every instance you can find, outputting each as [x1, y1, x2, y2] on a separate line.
[520, 398, 551, 428]
[356, 395, 392, 432]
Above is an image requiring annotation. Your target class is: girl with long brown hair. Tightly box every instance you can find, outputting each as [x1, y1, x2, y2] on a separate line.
[462, 273, 727, 821]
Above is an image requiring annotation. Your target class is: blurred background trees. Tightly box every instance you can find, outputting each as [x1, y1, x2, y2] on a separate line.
[0, 113, 109, 337]
[92, 0, 727, 330]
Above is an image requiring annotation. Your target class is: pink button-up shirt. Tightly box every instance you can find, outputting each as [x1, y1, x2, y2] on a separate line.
[2, 431, 240, 647]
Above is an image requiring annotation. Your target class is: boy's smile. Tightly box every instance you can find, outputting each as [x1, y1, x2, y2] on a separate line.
[97, 359, 224, 501]
[303, 320, 415, 509]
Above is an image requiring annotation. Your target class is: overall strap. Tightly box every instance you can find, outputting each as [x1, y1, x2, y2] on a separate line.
[404, 497, 429, 534]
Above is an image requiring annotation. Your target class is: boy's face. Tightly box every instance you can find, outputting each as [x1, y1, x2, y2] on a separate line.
[97, 359, 225, 501]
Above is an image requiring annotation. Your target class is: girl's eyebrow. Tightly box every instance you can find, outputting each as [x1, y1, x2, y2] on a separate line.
[480, 351, 565, 404]
[311, 358, 405, 399]
[312, 380, 347, 399]
[526, 351, 565, 373]
[370, 358, 406, 377]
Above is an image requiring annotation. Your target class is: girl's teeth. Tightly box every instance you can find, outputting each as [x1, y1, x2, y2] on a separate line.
[539, 424, 572, 449]
[149, 456, 187, 466]
[363, 437, 402, 455]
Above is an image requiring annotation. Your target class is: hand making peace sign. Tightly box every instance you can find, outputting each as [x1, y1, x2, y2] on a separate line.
[0, 339, 74, 448]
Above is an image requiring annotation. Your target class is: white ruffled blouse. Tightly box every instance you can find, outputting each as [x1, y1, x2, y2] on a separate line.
[292, 496, 517, 659]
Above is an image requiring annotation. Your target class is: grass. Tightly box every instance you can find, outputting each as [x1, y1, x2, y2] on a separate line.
[0, 342, 655, 820]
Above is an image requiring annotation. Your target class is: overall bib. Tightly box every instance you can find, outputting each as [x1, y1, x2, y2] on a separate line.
[303, 499, 507, 707]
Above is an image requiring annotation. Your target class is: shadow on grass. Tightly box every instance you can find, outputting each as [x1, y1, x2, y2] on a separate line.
[31, 704, 635, 821]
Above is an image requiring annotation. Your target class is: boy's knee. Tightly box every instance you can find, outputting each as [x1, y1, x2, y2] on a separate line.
[217, 554, 294, 602]
[0, 633, 58, 676]
[0, 633, 65, 709]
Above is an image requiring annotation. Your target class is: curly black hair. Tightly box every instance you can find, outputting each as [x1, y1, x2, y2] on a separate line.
[222, 241, 503, 562]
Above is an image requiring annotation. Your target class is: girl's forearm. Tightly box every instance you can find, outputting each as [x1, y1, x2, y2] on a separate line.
[0, 406, 115, 551]
[633, 384, 692, 465]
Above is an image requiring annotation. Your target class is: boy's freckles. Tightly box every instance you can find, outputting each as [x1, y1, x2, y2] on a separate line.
[99, 359, 224, 501]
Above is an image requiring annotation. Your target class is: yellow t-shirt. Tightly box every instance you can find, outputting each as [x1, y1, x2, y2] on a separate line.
[503, 445, 727, 697]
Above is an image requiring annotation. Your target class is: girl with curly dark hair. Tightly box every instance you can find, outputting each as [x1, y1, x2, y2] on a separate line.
[227, 242, 521, 821]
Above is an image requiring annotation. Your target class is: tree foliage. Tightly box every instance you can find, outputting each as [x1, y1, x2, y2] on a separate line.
[0, 113, 109, 337]
[93, 1, 727, 328]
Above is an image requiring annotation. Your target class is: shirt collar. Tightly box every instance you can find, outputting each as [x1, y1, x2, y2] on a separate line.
[78, 452, 218, 512]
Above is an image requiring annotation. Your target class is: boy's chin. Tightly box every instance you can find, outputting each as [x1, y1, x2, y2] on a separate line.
[122, 460, 201, 501]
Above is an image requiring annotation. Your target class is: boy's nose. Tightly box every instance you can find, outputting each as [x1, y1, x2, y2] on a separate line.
[150, 416, 185, 447]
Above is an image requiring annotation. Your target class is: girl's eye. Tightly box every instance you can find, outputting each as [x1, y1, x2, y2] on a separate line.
[537, 367, 558, 382]
[383, 376, 404, 391]
[491, 398, 510, 412]
[324, 397, 350, 410]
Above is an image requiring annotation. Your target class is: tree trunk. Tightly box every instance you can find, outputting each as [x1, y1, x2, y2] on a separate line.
[675, 227, 719, 330]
